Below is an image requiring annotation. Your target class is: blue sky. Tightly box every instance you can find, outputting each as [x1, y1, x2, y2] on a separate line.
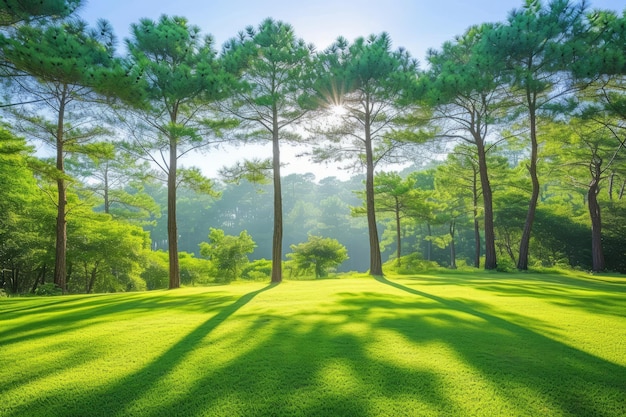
[77, 0, 625, 180]
[80, 0, 624, 63]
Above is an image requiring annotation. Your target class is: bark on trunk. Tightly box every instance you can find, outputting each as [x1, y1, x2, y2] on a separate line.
[395, 197, 401, 267]
[449, 220, 457, 269]
[476, 138, 497, 270]
[167, 137, 180, 289]
[53, 86, 68, 293]
[87, 261, 99, 294]
[517, 96, 539, 271]
[364, 102, 382, 276]
[588, 180, 605, 272]
[271, 115, 283, 283]
[473, 217, 481, 268]
[31, 264, 46, 294]
[426, 223, 432, 261]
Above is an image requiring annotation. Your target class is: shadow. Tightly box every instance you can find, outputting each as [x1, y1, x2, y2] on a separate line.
[3, 277, 625, 417]
[373, 276, 626, 417]
[0, 290, 237, 347]
[1, 284, 277, 417]
[389, 272, 626, 319]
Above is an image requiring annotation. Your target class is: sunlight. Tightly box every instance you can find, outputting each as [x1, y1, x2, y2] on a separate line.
[330, 104, 347, 117]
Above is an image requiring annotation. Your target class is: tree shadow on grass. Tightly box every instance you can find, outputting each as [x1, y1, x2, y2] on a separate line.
[1, 284, 277, 417]
[0, 290, 239, 347]
[372, 276, 626, 417]
[4, 278, 625, 416]
[395, 272, 626, 319]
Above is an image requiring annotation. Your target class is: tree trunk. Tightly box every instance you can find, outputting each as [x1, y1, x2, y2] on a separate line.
[31, 264, 46, 293]
[426, 223, 432, 261]
[104, 164, 110, 213]
[87, 261, 99, 294]
[53, 86, 68, 293]
[449, 220, 457, 269]
[517, 96, 539, 271]
[588, 180, 605, 272]
[364, 103, 382, 276]
[271, 114, 283, 283]
[395, 197, 401, 267]
[472, 170, 481, 268]
[167, 137, 180, 289]
[476, 137, 497, 270]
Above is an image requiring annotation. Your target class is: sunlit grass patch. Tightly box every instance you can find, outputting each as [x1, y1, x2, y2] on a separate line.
[1, 272, 625, 416]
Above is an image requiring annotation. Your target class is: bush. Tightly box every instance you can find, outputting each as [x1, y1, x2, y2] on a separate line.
[35, 283, 62, 296]
[384, 253, 441, 274]
[495, 257, 516, 273]
[241, 259, 272, 281]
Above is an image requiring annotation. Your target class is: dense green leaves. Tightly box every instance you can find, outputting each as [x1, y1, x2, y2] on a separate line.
[287, 235, 348, 278]
[199, 228, 256, 281]
[1, 1, 626, 296]
[0, 0, 81, 27]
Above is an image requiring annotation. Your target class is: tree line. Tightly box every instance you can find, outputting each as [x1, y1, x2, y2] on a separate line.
[0, 0, 624, 295]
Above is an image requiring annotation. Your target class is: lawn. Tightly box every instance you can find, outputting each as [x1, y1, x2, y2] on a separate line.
[1, 271, 625, 417]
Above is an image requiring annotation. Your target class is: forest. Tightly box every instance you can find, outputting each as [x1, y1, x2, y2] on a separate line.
[0, 0, 625, 295]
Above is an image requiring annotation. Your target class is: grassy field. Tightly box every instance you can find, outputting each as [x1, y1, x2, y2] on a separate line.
[1, 271, 625, 417]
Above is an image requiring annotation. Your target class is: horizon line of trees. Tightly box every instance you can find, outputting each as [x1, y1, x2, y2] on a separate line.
[0, 0, 625, 295]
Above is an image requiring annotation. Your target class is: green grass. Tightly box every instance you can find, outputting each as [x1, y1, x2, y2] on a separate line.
[1, 271, 625, 417]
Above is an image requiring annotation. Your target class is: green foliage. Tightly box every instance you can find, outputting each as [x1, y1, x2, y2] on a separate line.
[287, 235, 348, 278]
[140, 250, 169, 290]
[199, 228, 256, 282]
[33, 282, 62, 296]
[241, 259, 272, 281]
[383, 253, 441, 275]
[0, 0, 81, 26]
[179, 252, 215, 286]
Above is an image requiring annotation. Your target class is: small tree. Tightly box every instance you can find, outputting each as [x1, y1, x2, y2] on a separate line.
[288, 235, 348, 279]
[199, 228, 256, 282]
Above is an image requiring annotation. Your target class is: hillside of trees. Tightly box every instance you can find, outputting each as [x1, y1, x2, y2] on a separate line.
[1, 0, 625, 295]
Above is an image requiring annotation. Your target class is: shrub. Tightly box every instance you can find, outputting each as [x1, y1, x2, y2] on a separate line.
[35, 283, 62, 296]
[241, 259, 272, 281]
[384, 253, 441, 274]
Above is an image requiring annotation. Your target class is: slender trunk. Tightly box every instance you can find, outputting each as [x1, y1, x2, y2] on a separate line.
[517, 95, 539, 271]
[476, 137, 496, 270]
[472, 169, 481, 268]
[8, 268, 18, 293]
[167, 136, 180, 289]
[31, 264, 46, 293]
[365, 103, 382, 276]
[395, 197, 401, 267]
[87, 261, 99, 294]
[104, 164, 110, 213]
[588, 179, 605, 272]
[449, 220, 457, 269]
[426, 223, 432, 261]
[83, 261, 89, 293]
[619, 180, 625, 200]
[608, 172, 614, 201]
[53, 86, 68, 293]
[271, 109, 283, 283]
